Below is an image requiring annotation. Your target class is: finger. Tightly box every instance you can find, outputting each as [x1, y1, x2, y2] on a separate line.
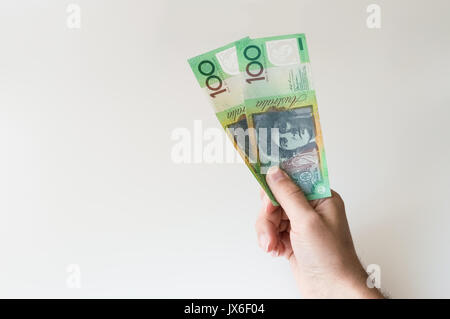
[261, 190, 276, 215]
[280, 231, 293, 259]
[265, 166, 316, 228]
[271, 240, 283, 257]
[256, 222, 277, 253]
[255, 205, 282, 253]
[315, 189, 348, 227]
[330, 189, 345, 209]
[259, 188, 266, 200]
[259, 194, 281, 226]
[313, 190, 343, 215]
[279, 219, 290, 233]
[271, 231, 293, 258]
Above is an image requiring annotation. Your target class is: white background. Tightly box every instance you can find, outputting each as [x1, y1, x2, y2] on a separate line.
[0, 0, 449, 298]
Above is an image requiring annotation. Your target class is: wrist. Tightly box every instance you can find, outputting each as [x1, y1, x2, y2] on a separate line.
[337, 265, 384, 299]
[299, 266, 384, 299]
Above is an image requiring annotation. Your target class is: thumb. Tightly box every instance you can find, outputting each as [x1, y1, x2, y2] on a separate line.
[265, 166, 315, 227]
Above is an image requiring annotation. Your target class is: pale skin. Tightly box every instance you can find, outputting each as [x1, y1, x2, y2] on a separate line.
[256, 166, 383, 299]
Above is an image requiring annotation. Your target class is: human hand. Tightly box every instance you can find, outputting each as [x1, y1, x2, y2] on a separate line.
[255, 166, 383, 299]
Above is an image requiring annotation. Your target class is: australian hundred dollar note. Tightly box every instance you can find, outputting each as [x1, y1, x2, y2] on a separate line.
[236, 34, 331, 200]
[188, 38, 278, 205]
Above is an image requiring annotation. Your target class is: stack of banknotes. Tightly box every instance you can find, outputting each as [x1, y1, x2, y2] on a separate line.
[188, 34, 330, 205]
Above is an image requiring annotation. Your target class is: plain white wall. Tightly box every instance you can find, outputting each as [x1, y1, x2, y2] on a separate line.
[0, 0, 449, 298]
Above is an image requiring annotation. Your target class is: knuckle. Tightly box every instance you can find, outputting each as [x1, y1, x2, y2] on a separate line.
[335, 198, 345, 213]
[332, 191, 345, 210]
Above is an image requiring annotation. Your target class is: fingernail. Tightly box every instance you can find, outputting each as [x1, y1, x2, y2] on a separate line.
[266, 166, 286, 184]
[270, 250, 278, 257]
[259, 233, 270, 252]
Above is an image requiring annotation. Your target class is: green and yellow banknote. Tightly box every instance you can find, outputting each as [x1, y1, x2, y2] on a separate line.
[236, 34, 331, 200]
[188, 38, 278, 204]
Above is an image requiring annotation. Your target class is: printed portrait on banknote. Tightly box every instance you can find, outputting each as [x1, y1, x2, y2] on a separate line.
[253, 106, 322, 195]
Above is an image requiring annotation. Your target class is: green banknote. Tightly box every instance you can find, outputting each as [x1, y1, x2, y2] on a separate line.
[236, 34, 331, 200]
[188, 38, 278, 205]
